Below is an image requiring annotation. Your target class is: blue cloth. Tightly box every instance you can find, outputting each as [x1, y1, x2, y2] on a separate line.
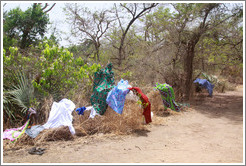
[194, 78, 214, 96]
[25, 125, 45, 138]
[76, 107, 86, 115]
[106, 79, 130, 114]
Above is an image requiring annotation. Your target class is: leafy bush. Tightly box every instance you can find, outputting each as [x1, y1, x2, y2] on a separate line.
[33, 44, 101, 100]
[3, 41, 101, 124]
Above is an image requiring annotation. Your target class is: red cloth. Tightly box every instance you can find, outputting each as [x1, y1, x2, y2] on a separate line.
[128, 87, 152, 124]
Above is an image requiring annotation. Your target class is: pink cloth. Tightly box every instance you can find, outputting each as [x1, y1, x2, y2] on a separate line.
[3, 120, 30, 142]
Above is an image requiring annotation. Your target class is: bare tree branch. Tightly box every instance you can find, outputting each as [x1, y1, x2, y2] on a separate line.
[44, 3, 56, 13]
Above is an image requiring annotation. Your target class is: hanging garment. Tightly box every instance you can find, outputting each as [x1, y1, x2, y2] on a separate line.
[125, 90, 138, 101]
[25, 125, 45, 138]
[3, 119, 30, 142]
[194, 78, 214, 96]
[155, 83, 180, 112]
[106, 79, 131, 114]
[128, 87, 152, 124]
[76, 107, 86, 115]
[42, 99, 76, 135]
[90, 63, 115, 115]
[85, 106, 100, 119]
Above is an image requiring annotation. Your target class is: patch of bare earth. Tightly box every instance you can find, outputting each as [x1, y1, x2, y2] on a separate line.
[3, 85, 243, 163]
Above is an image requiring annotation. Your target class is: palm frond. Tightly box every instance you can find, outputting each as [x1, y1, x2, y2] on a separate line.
[7, 71, 34, 114]
[3, 90, 16, 119]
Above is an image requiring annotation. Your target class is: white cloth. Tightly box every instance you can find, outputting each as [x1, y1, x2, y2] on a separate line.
[125, 90, 138, 101]
[42, 99, 76, 135]
[85, 106, 100, 119]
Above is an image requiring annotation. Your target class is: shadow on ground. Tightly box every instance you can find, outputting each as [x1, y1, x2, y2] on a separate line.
[133, 129, 150, 137]
[190, 91, 243, 125]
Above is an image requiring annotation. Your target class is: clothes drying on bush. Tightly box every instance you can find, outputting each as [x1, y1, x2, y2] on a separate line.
[3, 107, 37, 142]
[25, 125, 45, 138]
[76, 107, 86, 115]
[194, 78, 214, 96]
[155, 83, 180, 112]
[3, 119, 30, 142]
[125, 90, 138, 101]
[42, 99, 76, 135]
[76, 106, 100, 119]
[85, 106, 100, 118]
[106, 79, 131, 114]
[128, 87, 152, 124]
[90, 63, 115, 115]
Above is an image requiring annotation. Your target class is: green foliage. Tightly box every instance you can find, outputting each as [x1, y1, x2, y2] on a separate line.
[3, 4, 49, 49]
[121, 71, 132, 80]
[7, 72, 34, 113]
[68, 39, 94, 59]
[3, 89, 15, 120]
[3, 71, 34, 123]
[201, 72, 218, 85]
[3, 47, 33, 89]
[33, 44, 101, 100]
[201, 72, 228, 93]
[3, 39, 101, 123]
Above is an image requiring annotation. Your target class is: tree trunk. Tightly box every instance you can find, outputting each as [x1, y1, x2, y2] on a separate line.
[20, 32, 29, 49]
[118, 36, 125, 68]
[94, 42, 100, 62]
[183, 41, 196, 101]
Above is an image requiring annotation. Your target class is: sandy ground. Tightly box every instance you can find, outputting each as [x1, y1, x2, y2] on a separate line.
[2, 85, 244, 164]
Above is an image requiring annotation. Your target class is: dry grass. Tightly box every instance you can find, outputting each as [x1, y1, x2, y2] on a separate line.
[3, 89, 180, 149]
[3, 126, 75, 150]
[37, 96, 54, 124]
[147, 90, 169, 116]
[73, 99, 145, 136]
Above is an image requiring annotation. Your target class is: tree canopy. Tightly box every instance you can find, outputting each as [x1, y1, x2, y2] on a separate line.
[3, 3, 50, 49]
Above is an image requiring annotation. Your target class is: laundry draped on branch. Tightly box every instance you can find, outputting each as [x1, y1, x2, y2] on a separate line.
[3, 119, 30, 142]
[106, 79, 131, 114]
[90, 63, 115, 115]
[42, 99, 76, 135]
[155, 83, 180, 112]
[3, 107, 37, 142]
[128, 87, 152, 124]
[194, 78, 214, 97]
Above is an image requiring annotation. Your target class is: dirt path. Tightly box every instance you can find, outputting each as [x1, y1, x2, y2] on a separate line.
[3, 86, 244, 163]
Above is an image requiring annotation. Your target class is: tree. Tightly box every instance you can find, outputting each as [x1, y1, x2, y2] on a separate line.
[112, 3, 158, 70]
[3, 3, 55, 49]
[174, 3, 243, 100]
[143, 3, 243, 101]
[64, 3, 113, 62]
[195, 4, 243, 83]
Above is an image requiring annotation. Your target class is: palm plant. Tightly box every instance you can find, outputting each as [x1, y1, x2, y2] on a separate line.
[3, 89, 15, 120]
[6, 71, 34, 114]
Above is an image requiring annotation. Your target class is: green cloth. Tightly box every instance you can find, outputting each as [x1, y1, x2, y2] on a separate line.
[90, 63, 115, 115]
[155, 83, 180, 112]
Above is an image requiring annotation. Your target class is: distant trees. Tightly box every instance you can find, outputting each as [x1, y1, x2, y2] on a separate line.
[64, 3, 113, 62]
[64, 3, 158, 67]
[141, 3, 243, 101]
[3, 3, 55, 49]
[112, 3, 158, 69]
[3, 2, 243, 104]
